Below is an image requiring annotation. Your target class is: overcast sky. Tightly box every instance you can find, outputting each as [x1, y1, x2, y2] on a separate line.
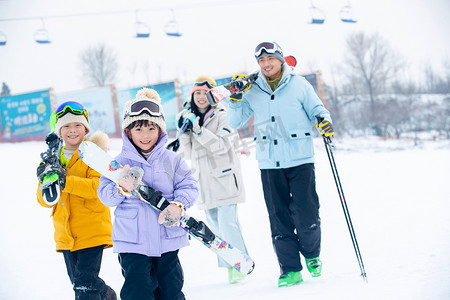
[0, 0, 449, 94]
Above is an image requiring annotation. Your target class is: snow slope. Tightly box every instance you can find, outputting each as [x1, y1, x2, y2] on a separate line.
[0, 137, 449, 300]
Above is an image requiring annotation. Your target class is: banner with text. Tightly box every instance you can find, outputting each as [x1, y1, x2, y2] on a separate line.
[0, 89, 52, 142]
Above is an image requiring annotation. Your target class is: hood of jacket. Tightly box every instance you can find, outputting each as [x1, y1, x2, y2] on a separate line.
[121, 130, 168, 163]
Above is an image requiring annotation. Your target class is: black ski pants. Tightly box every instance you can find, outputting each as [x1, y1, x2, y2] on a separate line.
[118, 250, 185, 300]
[62, 245, 110, 300]
[260, 163, 321, 274]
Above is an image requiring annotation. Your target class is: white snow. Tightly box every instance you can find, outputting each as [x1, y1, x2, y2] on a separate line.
[0, 136, 449, 299]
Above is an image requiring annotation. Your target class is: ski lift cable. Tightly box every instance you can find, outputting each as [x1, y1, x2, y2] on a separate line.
[0, 0, 285, 22]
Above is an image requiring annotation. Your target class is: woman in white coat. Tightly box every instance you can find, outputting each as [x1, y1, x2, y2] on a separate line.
[177, 76, 249, 284]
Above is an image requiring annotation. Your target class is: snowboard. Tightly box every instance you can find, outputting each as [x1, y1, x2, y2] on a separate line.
[39, 132, 64, 206]
[78, 141, 255, 275]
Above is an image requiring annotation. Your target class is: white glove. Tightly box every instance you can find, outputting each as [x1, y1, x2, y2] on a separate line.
[192, 116, 202, 135]
[158, 203, 183, 226]
[118, 165, 142, 192]
[176, 109, 197, 133]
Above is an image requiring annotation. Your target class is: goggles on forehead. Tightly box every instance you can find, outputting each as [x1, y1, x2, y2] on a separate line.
[194, 80, 215, 89]
[254, 42, 283, 58]
[55, 101, 89, 122]
[194, 76, 217, 89]
[124, 99, 164, 119]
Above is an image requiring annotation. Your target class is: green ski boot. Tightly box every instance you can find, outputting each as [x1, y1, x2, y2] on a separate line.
[228, 267, 246, 284]
[278, 271, 303, 287]
[305, 257, 322, 277]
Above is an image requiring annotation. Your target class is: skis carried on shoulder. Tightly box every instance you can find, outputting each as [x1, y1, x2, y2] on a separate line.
[39, 132, 64, 206]
[78, 141, 255, 275]
[206, 73, 258, 105]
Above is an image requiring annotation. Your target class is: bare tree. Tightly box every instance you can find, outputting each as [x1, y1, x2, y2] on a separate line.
[423, 60, 450, 94]
[1, 82, 11, 96]
[343, 32, 404, 133]
[142, 60, 151, 85]
[79, 43, 118, 86]
[128, 62, 137, 88]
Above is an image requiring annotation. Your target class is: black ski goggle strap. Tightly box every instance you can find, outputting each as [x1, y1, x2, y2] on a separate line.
[254, 42, 282, 57]
[124, 99, 164, 119]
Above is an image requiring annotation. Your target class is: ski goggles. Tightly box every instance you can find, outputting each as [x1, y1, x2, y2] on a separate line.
[124, 99, 164, 119]
[194, 76, 217, 89]
[55, 101, 89, 122]
[254, 42, 283, 57]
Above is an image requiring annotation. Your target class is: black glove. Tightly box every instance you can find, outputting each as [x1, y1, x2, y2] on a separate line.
[230, 91, 243, 102]
[37, 162, 66, 189]
[229, 74, 252, 102]
[36, 162, 47, 182]
[316, 119, 334, 137]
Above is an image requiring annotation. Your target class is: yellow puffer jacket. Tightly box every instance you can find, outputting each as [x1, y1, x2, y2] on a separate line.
[37, 133, 113, 252]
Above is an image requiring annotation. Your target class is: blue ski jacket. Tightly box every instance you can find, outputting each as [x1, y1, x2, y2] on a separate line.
[227, 64, 331, 169]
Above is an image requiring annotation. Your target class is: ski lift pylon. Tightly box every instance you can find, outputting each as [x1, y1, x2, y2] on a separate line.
[165, 9, 182, 37]
[0, 32, 7, 46]
[34, 19, 51, 44]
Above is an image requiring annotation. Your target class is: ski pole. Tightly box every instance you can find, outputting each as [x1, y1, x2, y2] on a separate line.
[317, 117, 368, 282]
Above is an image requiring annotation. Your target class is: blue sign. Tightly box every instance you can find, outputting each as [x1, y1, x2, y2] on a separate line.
[56, 86, 117, 136]
[116, 82, 178, 131]
[0, 89, 52, 141]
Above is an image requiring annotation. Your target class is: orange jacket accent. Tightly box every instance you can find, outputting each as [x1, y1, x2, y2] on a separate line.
[37, 146, 113, 252]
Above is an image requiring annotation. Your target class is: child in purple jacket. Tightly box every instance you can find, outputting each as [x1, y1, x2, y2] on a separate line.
[97, 88, 198, 300]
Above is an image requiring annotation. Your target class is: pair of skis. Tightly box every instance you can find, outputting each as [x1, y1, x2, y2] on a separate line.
[39, 132, 64, 206]
[206, 55, 298, 105]
[78, 141, 255, 275]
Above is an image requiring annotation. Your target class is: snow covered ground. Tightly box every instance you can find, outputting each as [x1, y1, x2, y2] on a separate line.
[0, 136, 449, 300]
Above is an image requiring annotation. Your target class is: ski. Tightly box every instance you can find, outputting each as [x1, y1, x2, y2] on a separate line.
[206, 73, 258, 105]
[78, 141, 255, 275]
[205, 56, 297, 106]
[39, 132, 63, 206]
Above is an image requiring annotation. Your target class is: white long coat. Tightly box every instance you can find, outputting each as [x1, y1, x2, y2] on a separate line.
[178, 103, 245, 210]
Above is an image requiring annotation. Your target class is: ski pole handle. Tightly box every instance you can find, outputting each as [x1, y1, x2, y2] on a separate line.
[315, 115, 332, 145]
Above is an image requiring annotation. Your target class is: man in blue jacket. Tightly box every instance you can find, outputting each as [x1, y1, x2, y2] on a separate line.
[227, 41, 334, 287]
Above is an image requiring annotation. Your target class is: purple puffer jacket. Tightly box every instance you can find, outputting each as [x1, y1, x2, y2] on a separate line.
[97, 131, 198, 257]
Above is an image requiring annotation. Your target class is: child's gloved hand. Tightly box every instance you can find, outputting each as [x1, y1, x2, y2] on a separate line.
[158, 203, 183, 227]
[118, 165, 140, 192]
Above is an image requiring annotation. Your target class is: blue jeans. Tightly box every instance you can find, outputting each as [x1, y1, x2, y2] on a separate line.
[205, 204, 249, 268]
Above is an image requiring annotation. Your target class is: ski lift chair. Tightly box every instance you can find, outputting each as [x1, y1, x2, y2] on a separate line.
[165, 9, 182, 37]
[135, 10, 150, 38]
[309, 4, 326, 24]
[34, 19, 51, 44]
[135, 22, 151, 38]
[340, 4, 357, 23]
[0, 32, 7, 46]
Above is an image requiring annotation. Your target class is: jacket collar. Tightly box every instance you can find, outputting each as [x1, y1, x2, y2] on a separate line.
[257, 63, 293, 92]
[121, 131, 168, 163]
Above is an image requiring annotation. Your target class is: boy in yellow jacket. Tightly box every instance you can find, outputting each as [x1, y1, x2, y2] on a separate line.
[36, 101, 116, 300]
